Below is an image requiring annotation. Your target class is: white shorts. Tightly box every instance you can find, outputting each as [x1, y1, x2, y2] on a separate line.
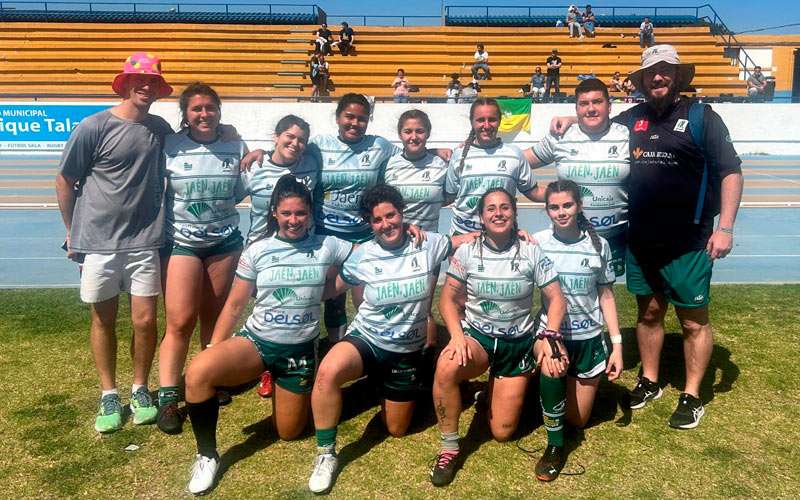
[80, 250, 161, 303]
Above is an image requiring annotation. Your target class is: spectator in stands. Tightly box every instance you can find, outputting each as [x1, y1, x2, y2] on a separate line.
[545, 48, 562, 98]
[392, 68, 411, 103]
[336, 22, 355, 56]
[583, 5, 597, 37]
[55, 52, 174, 434]
[747, 66, 768, 98]
[639, 17, 655, 48]
[567, 5, 584, 38]
[472, 43, 491, 80]
[310, 52, 330, 101]
[609, 71, 625, 92]
[530, 66, 546, 99]
[314, 23, 333, 56]
[446, 73, 463, 103]
[460, 79, 480, 103]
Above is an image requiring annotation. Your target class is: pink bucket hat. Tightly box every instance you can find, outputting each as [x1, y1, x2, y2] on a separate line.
[111, 52, 173, 99]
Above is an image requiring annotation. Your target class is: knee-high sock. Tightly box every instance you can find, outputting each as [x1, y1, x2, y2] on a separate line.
[540, 374, 566, 447]
[188, 396, 219, 458]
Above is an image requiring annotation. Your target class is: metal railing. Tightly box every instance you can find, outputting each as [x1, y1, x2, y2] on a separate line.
[0, 0, 320, 15]
[444, 4, 706, 26]
[324, 14, 440, 27]
[695, 3, 759, 80]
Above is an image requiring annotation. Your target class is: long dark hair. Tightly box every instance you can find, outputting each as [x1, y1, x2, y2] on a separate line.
[476, 187, 521, 271]
[263, 174, 313, 238]
[335, 93, 371, 117]
[456, 97, 501, 175]
[544, 179, 602, 254]
[179, 82, 221, 129]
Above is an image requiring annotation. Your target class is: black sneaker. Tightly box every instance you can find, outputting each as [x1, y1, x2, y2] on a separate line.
[629, 376, 663, 409]
[157, 401, 185, 435]
[535, 445, 565, 482]
[430, 450, 460, 487]
[669, 393, 705, 429]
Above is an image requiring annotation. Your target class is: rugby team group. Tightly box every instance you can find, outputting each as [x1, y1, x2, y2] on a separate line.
[55, 44, 743, 495]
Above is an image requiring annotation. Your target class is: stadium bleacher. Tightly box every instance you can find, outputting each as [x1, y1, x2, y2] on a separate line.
[0, 20, 745, 99]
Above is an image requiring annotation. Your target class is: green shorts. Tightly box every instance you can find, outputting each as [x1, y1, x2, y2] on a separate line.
[465, 326, 535, 378]
[167, 230, 243, 260]
[344, 330, 423, 402]
[605, 232, 627, 277]
[626, 249, 712, 308]
[234, 330, 317, 394]
[564, 335, 609, 379]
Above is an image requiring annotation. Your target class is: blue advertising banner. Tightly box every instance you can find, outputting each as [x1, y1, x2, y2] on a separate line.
[0, 104, 111, 152]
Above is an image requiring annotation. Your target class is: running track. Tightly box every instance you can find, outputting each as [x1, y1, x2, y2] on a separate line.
[1, 155, 799, 287]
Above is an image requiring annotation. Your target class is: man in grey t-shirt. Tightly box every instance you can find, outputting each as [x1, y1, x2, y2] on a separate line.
[55, 52, 174, 433]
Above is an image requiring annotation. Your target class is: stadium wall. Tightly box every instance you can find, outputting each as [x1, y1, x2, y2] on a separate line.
[1, 101, 798, 155]
[736, 35, 800, 92]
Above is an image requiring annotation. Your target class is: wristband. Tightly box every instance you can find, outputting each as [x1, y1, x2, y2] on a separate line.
[718, 226, 734, 235]
[536, 328, 563, 341]
[609, 334, 622, 345]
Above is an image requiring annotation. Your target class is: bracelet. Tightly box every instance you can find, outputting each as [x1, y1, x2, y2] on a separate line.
[609, 334, 622, 345]
[718, 226, 734, 235]
[536, 329, 563, 341]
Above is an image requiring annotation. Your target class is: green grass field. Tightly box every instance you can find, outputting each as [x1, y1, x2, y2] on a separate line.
[1, 286, 799, 498]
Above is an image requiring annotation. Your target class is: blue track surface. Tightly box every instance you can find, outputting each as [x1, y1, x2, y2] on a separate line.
[1, 206, 798, 288]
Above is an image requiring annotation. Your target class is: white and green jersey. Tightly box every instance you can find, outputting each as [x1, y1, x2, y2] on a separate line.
[342, 233, 451, 353]
[447, 239, 558, 339]
[384, 152, 448, 231]
[236, 233, 353, 344]
[164, 131, 247, 247]
[445, 142, 535, 235]
[312, 134, 399, 242]
[533, 229, 615, 341]
[242, 151, 321, 244]
[532, 123, 630, 238]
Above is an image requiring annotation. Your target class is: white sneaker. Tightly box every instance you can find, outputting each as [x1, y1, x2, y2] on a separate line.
[187, 454, 219, 495]
[308, 452, 338, 494]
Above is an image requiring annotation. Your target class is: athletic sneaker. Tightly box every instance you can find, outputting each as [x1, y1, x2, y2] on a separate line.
[130, 387, 157, 425]
[535, 445, 566, 482]
[629, 376, 663, 409]
[94, 394, 123, 433]
[308, 451, 338, 494]
[669, 393, 705, 429]
[157, 401, 185, 435]
[430, 450, 460, 487]
[187, 453, 219, 495]
[257, 371, 274, 398]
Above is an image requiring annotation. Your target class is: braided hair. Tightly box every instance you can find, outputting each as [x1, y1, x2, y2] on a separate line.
[456, 97, 501, 175]
[544, 179, 602, 254]
[476, 187, 521, 271]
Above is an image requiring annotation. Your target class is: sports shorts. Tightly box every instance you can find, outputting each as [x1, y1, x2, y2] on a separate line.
[465, 326, 535, 378]
[626, 249, 712, 308]
[564, 335, 609, 379]
[234, 330, 317, 394]
[343, 330, 423, 402]
[604, 231, 627, 277]
[80, 250, 161, 303]
[166, 230, 243, 260]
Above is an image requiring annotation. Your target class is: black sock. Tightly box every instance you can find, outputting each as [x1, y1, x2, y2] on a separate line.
[188, 396, 219, 459]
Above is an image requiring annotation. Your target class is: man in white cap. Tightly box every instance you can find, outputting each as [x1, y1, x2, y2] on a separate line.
[55, 52, 174, 433]
[551, 44, 743, 429]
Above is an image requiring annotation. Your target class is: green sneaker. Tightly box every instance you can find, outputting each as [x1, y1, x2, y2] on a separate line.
[130, 387, 157, 425]
[95, 394, 123, 433]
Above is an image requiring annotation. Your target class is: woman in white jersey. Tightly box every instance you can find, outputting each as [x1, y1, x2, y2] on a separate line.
[157, 83, 247, 434]
[385, 109, 454, 351]
[530, 179, 623, 482]
[445, 97, 539, 235]
[243, 115, 321, 400]
[182, 175, 352, 495]
[430, 187, 567, 487]
[307, 184, 476, 494]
